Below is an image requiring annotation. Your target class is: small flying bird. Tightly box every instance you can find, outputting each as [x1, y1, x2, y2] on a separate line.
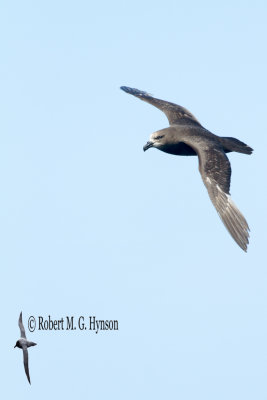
[14, 312, 37, 384]
[121, 86, 253, 251]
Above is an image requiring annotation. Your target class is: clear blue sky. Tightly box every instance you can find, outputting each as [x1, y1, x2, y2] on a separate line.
[1, 1, 267, 399]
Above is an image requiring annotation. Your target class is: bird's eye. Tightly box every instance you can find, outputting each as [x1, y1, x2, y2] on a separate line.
[155, 135, 164, 140]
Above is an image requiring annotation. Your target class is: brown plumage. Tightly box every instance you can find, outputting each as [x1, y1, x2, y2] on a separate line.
[14, 312, 37, 384]
[121, 86, 253, 251]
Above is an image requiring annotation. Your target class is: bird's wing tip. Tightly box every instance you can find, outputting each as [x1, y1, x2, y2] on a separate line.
[120, 86, 151, 97]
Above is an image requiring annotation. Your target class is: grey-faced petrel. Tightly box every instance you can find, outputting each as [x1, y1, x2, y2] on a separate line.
[14, 312, 37, 384]
[121, 86, 253, 251]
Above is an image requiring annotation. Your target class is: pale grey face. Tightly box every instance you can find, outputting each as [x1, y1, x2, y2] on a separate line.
[143, 131, 166, 151]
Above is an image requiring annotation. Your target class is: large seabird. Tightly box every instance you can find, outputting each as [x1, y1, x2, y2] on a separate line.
[14, 312, 37, 384]
[121, 86, 253, 251]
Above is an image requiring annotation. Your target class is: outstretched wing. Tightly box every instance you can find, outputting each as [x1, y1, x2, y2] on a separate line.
[197, 143, 249, 251]
[120, 86, 202, 127]
[22, 346, 31, 384]
[18, 312, 26, 339]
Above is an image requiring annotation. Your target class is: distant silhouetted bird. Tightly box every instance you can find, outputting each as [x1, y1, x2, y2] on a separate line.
[14, 312, 37, 384]
[121, 86, 253, 251]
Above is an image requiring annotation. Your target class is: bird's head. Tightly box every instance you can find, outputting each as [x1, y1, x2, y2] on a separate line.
[14, 340, 19, 348]
[143, 130, 167, 151]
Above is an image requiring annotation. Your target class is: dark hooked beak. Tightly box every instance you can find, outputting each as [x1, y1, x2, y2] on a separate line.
[143, 141, 154, 152]
[14, 344, 17, 348]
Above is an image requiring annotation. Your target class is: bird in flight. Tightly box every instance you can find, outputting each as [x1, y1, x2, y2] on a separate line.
[121, 86, 253, 251]
[14, 312, 37, 384]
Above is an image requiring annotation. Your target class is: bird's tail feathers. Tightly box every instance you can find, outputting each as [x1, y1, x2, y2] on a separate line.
[28, 341, 37, 347]
[220, 137, 253, 155]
